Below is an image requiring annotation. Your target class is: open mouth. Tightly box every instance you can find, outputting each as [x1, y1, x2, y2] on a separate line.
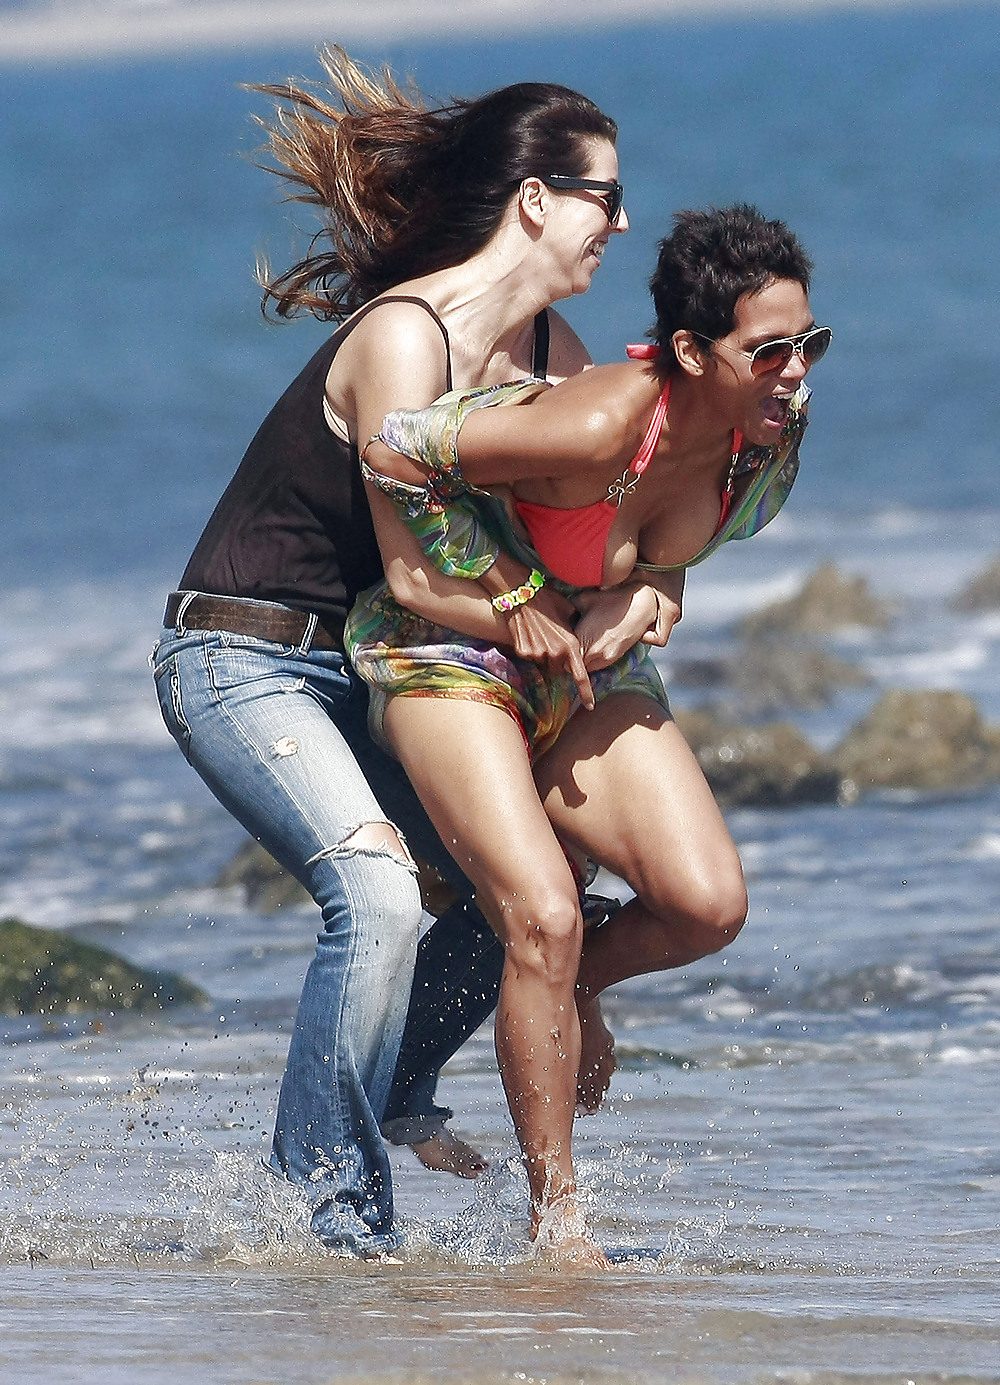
[760, 393, 791, 428]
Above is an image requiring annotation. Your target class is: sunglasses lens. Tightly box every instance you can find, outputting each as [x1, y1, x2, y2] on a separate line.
[750, 341, 794, 375]
[544, 175, 623, 223]
[750, 327, 833, 374]
[803, 327, 832, 363]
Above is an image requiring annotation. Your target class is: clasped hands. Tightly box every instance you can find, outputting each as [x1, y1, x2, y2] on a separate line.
[505, 580, 680, 710]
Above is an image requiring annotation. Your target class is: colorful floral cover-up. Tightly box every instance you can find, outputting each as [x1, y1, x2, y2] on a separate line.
[345, 376, 808, 757]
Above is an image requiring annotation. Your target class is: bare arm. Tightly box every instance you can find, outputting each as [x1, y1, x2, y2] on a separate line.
[341, 306, 592, 700]
[364, 360, 641, 490]
[354, 306, 592, 490]
[367, 486, 510, 642]
[367, 485, 595, 708]
[339, 301, 454, 455]
[574, 569, 685, 670]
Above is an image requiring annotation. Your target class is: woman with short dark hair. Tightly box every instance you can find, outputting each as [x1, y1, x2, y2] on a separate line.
[352, 204, 831, 1261]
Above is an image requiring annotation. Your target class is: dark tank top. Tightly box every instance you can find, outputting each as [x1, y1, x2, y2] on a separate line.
[179, 299, 551, 628]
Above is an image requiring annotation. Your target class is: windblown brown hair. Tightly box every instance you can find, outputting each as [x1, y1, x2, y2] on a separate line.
[251, 47, 617, 321]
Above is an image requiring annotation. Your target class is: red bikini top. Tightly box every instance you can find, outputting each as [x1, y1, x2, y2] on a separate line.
[512, 344, 742, 588]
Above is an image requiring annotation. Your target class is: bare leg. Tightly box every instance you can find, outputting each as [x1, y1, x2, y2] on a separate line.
[576, 995, 617, 1114]
[381, 696, 606, 1261]
[533, 694, 749, 1107]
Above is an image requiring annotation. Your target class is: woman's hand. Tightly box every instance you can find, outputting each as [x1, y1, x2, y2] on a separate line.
[506, 587, 595, 710]
[574, 580, 682, 670]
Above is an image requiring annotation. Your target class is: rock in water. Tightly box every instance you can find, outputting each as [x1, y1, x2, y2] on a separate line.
[726, 637, 871, 715]
[834, 689, 1000, 795]
[674, 709, 843, 807]
[0, 917, 206, 1015]
[214, 840, 310, 911]
[951, 553, 1000, 612]
[741, 563, 893, 637]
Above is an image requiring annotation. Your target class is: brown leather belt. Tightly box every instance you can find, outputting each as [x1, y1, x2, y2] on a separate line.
[163, 591, 344, 651]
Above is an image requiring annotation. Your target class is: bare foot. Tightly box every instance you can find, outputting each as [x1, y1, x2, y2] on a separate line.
[576, 994, 616, 1115]
[531, 1196, 610, 1269]
[410, 1128, 488, 1179]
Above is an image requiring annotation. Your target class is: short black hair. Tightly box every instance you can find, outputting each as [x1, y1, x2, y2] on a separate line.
[649, 204, 813, 368]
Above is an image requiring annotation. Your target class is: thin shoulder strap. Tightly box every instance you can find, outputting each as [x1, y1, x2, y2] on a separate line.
[531, 309, 550, 380]
[338, 294, 454, 390]
[629, 379, 671, 478]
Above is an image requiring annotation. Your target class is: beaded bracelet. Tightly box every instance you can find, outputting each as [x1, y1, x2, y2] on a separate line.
[491, 569, 545, 613]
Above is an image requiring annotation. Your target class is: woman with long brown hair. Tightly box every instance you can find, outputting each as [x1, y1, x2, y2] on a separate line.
[152, 47, 650, 1257]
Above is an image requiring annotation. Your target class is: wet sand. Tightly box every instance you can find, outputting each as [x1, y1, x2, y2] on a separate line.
[9, 1258, 998, 1385]
[0, 0, 989, 64]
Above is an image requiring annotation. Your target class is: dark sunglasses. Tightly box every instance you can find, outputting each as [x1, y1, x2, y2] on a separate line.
[542, 174, 625, 226]
[695, 325, 833, 375]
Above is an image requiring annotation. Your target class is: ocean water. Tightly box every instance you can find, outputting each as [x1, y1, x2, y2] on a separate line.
[2, 4, 1000, 1382]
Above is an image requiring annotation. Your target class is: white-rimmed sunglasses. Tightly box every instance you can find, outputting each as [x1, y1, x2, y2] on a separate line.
[694, 324, 833, 375]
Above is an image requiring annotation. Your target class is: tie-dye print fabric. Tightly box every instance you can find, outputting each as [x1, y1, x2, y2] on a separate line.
[347, 374, 808, 756]
[369, 376, 808, 576]
[346, 582, 667, 760]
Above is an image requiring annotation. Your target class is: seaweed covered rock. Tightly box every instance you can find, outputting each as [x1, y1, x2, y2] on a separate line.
[741, 563, 893, 637]
[674, 709, 843, 807]
[834, 689, 1000, 796]
[0, 917, 206, 1016]
[951, 553, 1000, 613]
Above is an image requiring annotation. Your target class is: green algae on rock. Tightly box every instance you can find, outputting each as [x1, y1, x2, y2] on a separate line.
[0, 917, 206, 1016]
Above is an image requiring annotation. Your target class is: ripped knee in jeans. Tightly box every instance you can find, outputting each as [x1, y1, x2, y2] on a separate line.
[306, 822, 418, 875]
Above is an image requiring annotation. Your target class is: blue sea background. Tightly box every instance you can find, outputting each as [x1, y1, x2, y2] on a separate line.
[3, 1, 1000, 590]
[2, 4, 999, 1383]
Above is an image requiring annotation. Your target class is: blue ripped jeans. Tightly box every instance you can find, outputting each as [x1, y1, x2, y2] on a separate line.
[152, 619, 503, 1254]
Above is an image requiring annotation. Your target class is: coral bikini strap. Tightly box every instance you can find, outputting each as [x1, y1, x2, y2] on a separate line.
[625, 342, 668, 480]
[626, 342, 743, 520]
[630, 379, 671, 478]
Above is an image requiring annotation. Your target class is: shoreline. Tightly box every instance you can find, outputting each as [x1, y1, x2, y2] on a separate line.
[0, 0, 994, 65]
